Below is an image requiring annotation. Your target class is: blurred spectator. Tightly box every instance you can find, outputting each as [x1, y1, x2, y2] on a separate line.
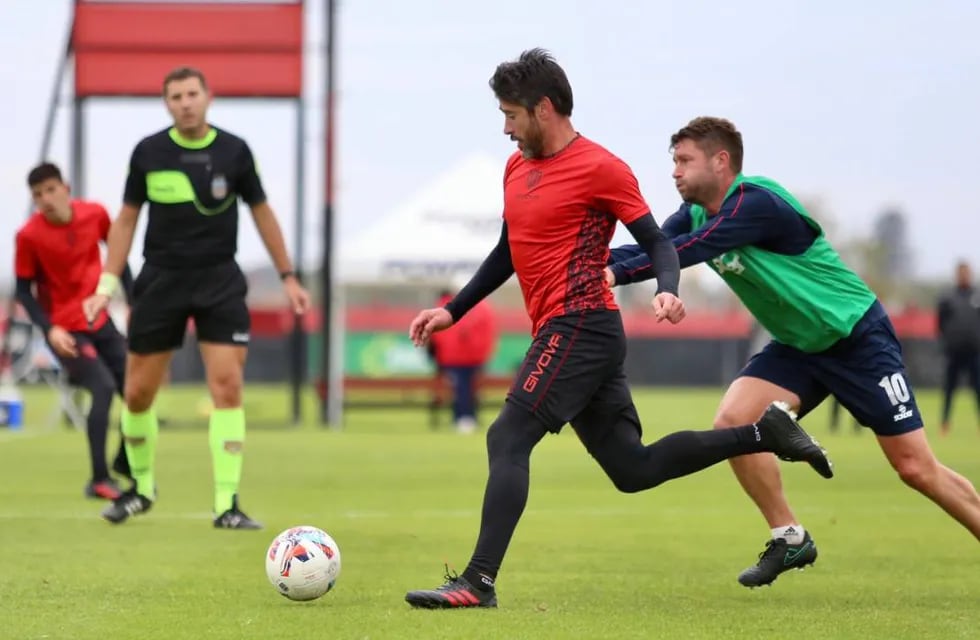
[937, 260, 980, 435]
[432, 286, 498, 433]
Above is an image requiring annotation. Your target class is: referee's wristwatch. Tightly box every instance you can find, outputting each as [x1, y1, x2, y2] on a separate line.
[280, 270, 296, 281]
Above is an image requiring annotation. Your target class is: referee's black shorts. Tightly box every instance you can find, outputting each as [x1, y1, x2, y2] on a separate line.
[506, 309, 641, 439]
[128, 260, 250, 354]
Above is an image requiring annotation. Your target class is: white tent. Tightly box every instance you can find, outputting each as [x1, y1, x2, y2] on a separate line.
[339, 153, 508, 284]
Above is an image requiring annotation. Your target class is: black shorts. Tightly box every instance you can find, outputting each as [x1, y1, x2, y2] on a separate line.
[741, 301, 923, 436]
[60, 319, 127, 393]
[506, 309, 641, 437]
[128, 261, 250, 354]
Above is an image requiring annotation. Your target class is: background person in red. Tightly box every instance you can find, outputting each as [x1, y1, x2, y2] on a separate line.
[14, 162, 133, 500]
[431, 286, 498, 433]
[403, 48, 834, 609]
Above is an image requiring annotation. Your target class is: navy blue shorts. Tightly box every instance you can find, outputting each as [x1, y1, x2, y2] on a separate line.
[740, 301, 923, 436]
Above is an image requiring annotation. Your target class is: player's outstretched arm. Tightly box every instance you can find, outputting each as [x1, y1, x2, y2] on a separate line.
[607, 206, 691, 287]
[444, 222, 515, 323]
[250, 201, 294, 277]
[250, 201, 310, 315]
[14, 278, 52, 334]
[15, 279, 78, 358]
[610, 190, 784, 287]
[623, 214, 685, 324]
[408, 222, 514, 348]
[623, 214, 680, 295]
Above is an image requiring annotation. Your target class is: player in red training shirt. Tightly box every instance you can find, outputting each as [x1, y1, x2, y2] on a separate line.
[403, 49, 835, 609]
[14, 162, 132, 500]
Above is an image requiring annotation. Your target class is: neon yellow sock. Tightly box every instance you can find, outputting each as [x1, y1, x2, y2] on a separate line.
[209, 407, 246, 514]
[121, 408, 158, 499]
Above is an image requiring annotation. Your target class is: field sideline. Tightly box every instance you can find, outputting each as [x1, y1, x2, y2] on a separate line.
[0, 385, 977, 639]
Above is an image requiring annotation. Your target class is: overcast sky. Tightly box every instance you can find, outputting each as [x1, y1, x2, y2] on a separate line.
[2, 0, 978, 285]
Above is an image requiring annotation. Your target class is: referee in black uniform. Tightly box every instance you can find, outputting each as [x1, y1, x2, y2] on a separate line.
[84, 67, 310, 527]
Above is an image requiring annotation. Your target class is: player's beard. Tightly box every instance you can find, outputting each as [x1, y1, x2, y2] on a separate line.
[678, 176, 717, 207]
[521, 119, 545, 159]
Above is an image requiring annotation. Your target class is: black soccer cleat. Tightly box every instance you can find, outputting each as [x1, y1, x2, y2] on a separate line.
[757, 402, 834, 479]
[101, 488, 153, 524]
[85, 478, 123, 501]
[405, 569, 498, 609]
[738, 530, 818, 588]
[213, 495, 263, 530]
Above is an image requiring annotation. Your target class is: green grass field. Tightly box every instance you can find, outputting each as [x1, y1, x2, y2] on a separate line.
[0, 385, 977, 639]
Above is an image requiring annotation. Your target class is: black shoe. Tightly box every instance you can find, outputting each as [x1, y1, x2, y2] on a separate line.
[101, 488, 153, 524]
[213, 495, 263, 530]
[84, 478, 123, 501]
[757, 402, 834, 479]
[738, 531, 818, 588]
[405, 568, 498, 609]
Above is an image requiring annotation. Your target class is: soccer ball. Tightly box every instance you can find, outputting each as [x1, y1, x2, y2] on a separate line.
[265, 526, 342, 601]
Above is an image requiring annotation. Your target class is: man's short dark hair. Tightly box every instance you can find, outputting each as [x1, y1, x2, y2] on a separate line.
[163, 66, 209, 96]
[670, 117, 744, 173]
[27, 162, 64, 188]
[489, 48, 573, 116]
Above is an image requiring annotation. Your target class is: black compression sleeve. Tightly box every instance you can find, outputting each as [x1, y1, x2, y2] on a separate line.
[444, 223, 515, 322]
[624, 215, 680, 295]
[15, 278, 52, 334]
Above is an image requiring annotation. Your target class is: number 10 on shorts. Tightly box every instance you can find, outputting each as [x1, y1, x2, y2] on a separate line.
[878, 373, 910, 406]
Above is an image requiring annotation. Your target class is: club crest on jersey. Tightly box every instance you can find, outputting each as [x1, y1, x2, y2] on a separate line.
[712, 252, 745, 275]
[526, 169, 542, 190]
[211, 174, 228, 199]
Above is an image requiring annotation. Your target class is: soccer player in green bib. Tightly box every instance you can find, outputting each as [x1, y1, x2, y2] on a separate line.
[607, 117, 980, 587]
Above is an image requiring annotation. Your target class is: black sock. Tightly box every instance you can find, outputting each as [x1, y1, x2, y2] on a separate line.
[461, 568, 496, 593]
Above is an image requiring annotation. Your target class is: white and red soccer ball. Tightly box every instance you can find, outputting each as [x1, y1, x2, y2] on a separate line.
[265, 526, 342, 601]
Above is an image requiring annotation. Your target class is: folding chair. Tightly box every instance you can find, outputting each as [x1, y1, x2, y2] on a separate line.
[3, 319, 88, 431]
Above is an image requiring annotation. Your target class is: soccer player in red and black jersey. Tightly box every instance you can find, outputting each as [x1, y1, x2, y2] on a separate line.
[403, 49, 834, 609]
[14, 162, 132, 500]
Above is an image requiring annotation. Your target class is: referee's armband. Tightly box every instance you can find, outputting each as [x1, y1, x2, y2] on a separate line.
[96, 273, 120, 297]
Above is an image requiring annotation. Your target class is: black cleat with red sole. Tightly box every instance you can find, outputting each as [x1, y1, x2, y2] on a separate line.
[405, 570, 497, 609]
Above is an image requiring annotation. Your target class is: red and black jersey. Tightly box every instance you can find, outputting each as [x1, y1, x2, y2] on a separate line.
[15, 200, 111, 331]
[503, 136, 650, 335]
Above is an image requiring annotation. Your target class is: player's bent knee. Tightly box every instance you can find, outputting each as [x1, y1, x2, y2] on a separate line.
[893, 457, 939, 491]
[485, 404, 545, 462]
[593, 447, 657, 493]
[607, 471, 649, 494]
[88, 382, 115, 413]
[485, 418, 518, 460]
